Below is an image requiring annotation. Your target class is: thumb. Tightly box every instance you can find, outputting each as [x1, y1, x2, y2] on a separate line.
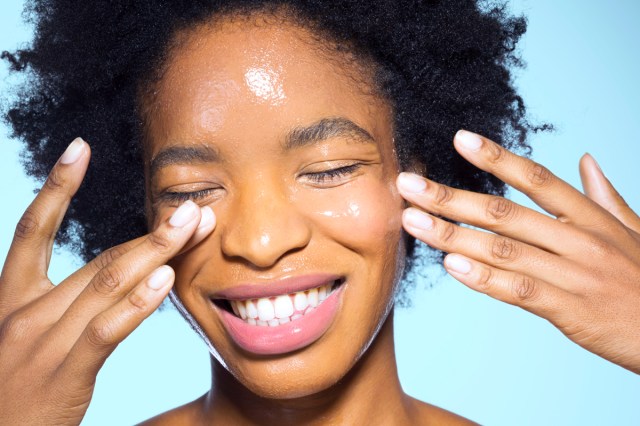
[579, 153, 640, 233]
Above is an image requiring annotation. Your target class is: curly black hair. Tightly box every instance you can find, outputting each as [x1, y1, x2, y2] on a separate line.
[2, 0, 538, 272]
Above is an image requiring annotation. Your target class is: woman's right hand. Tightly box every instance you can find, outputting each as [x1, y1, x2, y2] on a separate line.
[0, 138, 215, 425]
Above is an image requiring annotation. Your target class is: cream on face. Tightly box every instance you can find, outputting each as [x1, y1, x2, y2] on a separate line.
[145, 19, 405, 398]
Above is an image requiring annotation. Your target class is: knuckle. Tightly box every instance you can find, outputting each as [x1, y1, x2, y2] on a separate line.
[43, 167, 66, 192]
[511, 275, 538, 302]
[14, 208, 40, 241]
[85, 318, 116, 347]
[433, 185, 454, 207]
[93, 245, 128, 271]
[146, 231, 173, 254]
[477, 267, 494, 291]
[92, 265, 127, 296]
[438, 221, 457, 245]
[586, 236, 615, 259]
[490, 237, 520, 262]
[525, 162, 554, 189]
[127, 291, 148, 311]
[485, 142, 505, 165]
[0, 313, 32, 342]
[485, 197, 517, 224]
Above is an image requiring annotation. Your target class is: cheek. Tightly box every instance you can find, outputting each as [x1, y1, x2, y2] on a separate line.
[300, 177, 404, 254]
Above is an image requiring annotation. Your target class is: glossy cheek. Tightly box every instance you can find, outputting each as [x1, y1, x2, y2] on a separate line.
[303, 176, 404, 263]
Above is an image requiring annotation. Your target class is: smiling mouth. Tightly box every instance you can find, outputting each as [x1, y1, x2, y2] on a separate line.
[214, 279, 345, 327]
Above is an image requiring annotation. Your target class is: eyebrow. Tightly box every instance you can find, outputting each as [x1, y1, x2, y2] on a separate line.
[149, 144, 219, 179]
[284, 117, 375, 150]
[149, 117, 375, 178]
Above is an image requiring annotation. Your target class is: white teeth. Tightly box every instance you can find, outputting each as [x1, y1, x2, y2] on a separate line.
[246, 300, 258, 319]
[225, 280, 341, 327]
[274, 295, 294, 319]
[231, 301, 240, 317]
[257, 298, 275, 321]
[237, 302, 247, 320]
[293, 292, 308, 311]
[308, 288, 319, 307]
[268, 319, 280, 327]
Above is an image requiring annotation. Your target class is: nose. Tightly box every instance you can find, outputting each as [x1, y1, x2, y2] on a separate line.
[220, 182, 311, 268]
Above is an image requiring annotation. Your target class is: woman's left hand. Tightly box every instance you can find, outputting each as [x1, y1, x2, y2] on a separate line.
[396, 130, 640, 374]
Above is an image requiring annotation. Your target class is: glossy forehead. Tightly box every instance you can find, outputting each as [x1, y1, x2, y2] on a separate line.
[143, 16, 392, 156]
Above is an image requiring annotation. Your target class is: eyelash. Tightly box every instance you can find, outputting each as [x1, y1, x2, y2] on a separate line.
[161, 188, 218, 203]
[304, 163, 362, 183]
[159, 164, 362, 203]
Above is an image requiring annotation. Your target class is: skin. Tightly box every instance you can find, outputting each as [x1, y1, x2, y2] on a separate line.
[0, 12, 638, 426]
[142, 19, 443, 424]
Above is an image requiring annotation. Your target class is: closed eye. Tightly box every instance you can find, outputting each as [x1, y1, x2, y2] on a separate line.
[303, 163, 362, 185]
[158, 188, 221, 204]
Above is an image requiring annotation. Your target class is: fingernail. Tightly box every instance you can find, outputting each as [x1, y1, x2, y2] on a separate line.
[455, 130, 483, 151]
[197, 206, 216, 230]
[169, 200, 198, 227]
[445, 254, 472, 274]
[147, 265, 174, 290]
[397, 172, 427, 193]
[404, 208, 434, 230]
[60, 137, 86, 164]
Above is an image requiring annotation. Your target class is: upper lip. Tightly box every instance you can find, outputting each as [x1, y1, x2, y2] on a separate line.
[211, 273, 342, 300]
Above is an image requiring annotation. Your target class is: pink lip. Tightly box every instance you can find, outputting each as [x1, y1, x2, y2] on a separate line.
[212, 273, 342, 300]
[216, 285, 345, 355]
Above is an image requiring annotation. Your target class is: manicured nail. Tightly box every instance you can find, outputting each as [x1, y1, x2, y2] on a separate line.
[169, 200, 198, 227]
[455, 130, 483, 151]
[197, 206, 216, 230]
[445, 254, 472, 274]
[397, 172, 427, 193]
[404, 208, 434, 230]
[60, 137, 86, 164]
[147, 265, 174, 290]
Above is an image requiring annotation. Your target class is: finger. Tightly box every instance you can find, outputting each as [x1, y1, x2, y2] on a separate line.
[57, 265, 174, 383]
[34, 205, 215, 322]
[402, 207, 579, 289]
[443, 253, 575, 320]
[453, 130, 615, 230]
[18, 236, 146, 325]
[0, 138, 89, 300]
[397, 172, 581, 256]
[48, 201, 213, 344]
[579, 153, 640, 234]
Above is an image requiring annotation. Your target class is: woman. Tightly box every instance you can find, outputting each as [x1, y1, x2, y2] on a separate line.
[1, 0, 639, 424]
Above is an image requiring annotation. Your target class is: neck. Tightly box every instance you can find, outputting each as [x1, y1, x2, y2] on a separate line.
[201, 310, 413, 425]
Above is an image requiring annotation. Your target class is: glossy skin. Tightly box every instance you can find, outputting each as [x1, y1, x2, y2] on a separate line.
[0, 13, 639, 426]
[144, 20, 406, 404]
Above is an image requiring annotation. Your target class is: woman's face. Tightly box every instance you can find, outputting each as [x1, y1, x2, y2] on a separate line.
[144, 17, 406, 398]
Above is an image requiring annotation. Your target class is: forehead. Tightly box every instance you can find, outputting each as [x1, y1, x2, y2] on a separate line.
[145, 17, 391, 156]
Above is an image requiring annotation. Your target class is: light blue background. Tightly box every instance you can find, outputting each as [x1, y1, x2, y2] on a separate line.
[1, 1, 639, 424]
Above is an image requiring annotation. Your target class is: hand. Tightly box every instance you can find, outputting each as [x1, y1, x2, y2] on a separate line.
[396, 130, 640, 374]
[0, 138, 216, 425]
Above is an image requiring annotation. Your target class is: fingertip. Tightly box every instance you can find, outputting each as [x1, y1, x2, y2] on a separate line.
[199, 205, 216, 231]
[59, 137, 88, 165]
[454, 129, 483, 152]
[444, 253, 473, 275]
[147, 264, 175, 291]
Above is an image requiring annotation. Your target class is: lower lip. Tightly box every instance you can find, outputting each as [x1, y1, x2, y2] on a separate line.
[217, 285, 344, 356]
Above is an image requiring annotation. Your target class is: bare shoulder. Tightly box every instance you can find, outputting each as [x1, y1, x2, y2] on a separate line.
[408, 396, 478, 426]
[137, 395, 206, 426]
